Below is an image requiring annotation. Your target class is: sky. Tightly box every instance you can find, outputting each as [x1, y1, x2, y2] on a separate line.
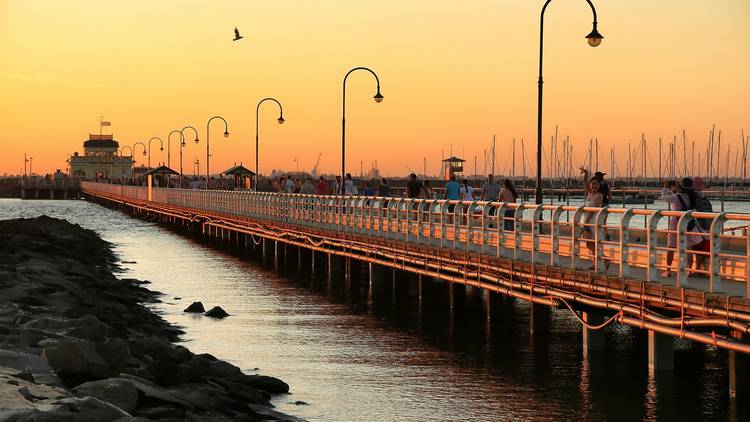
[1, 0, 748, 178]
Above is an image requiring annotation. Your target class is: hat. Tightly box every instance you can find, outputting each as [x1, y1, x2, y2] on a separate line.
[594, 171, 606, 177]
[678, 177, 694, 190]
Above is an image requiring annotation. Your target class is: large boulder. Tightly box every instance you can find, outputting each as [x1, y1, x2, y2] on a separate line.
[73, 378, 139, 414]
[42, 339, 114, 385]
[204, 307, 229, 319]
[0, 349, 63, 386]
[183, 302, 205, 313]
[118, 374, 195, 411]
[238, 374, 290, 395]
[96, 338, 131, 375]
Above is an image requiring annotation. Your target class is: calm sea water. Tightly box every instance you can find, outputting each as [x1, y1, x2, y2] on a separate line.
[1, 198, 747, 421]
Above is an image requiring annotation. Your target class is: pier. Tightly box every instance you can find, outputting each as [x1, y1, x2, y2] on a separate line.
[81, 181, 750, 396]
[19, 179, 81, 200]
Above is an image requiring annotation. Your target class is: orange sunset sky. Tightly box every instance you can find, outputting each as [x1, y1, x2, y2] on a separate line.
[1, 0, 748, 178]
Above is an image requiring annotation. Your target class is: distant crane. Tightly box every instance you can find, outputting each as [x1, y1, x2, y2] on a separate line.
[310, 153, 323, 178]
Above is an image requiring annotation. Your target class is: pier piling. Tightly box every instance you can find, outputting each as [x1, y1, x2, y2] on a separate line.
[648, 331, 675, 372]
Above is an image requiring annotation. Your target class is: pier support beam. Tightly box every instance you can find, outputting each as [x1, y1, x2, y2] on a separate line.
[729, 331, 750, 399]
[529, 303, 550, 336]
[648, 330, 674, 372]
[582, 311, 606, 353]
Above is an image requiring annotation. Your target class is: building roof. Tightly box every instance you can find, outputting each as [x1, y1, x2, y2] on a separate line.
[144, 165, 179, 176]
[442, 156, 465, 163]
[84, 139, 120, 149]
[222, 164, 255, 176]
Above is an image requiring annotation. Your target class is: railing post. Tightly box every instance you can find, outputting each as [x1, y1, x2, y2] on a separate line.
[496, 203, 508, 258]
[571, 207, 585, 270]
[513, 204, 526, 261]
[550, 206, 564, 267]
[646, 210, 664, 283]
[593, 208, 609, 273]
[709, 213, 727, 292]
[619, 209, 636, 278]
[531, 206, 544, 264]
[675, 210, 695, 288]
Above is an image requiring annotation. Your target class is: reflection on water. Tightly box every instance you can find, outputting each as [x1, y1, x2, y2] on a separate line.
[1, 198, 747, 421]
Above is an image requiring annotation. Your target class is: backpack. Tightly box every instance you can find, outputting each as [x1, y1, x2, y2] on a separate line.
[676, 194, 699, 232]
[694, 193, 713, 231]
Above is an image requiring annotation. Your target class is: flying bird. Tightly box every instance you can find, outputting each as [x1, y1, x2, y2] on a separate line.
[233, 27, 243, 41]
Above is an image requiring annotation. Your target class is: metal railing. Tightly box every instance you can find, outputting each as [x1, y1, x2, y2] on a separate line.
[82, 181, 750, 296]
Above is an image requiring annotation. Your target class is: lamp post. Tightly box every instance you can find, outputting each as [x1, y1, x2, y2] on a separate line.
[167, 130, 183, 169]
[29, 157, 33, 176]
[148, 137, 164, 170]
[132, 142, 147, 183]
[255, 98, 285, 191]
[179, 125, 199, 186]
[205, 116, 229, 190]
[24, 153, 28, 179]
[535, 0, 603, 204]
[342, 67, 384, 194]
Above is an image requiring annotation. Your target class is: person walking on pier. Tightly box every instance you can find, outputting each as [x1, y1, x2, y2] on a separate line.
[460, 179, 473, 201]
[580, 167, 610, 206]
[301, 177, 316, 194]
[660, 178, 700, 279]
[406, 173, 423, 198]
[582, 177, 604, 268]
[445, 175, 460, 201]
[421, 180, 433, 199]
[331, 176, 342, 195]
[344, 173, 358, 195]
[500, 179, 518, 231]
[481, 174, 500, 202]
[316, 176, 328, 195]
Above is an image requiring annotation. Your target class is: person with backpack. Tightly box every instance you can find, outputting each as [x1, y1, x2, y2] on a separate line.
[660, 178, 703, 280]
[688, 176, 713, 273]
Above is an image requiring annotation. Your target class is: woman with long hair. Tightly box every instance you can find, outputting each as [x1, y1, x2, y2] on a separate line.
[500, 179, 517, 231]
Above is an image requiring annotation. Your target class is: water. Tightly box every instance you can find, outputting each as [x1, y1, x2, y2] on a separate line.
[1, 198, 747, 421]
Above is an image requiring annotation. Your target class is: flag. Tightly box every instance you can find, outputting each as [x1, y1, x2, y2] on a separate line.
[100, 121, 111, 126]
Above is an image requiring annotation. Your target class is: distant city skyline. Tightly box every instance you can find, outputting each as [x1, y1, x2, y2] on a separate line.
[1, 0, 748, 177]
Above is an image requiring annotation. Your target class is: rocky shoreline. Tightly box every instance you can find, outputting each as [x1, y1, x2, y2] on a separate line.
[0, 216, 301, 421]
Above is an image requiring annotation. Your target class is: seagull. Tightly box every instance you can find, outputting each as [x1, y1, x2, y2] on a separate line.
[233, 27, 243, 41]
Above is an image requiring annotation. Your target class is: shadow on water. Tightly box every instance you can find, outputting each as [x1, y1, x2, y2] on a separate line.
[1, 199, 747, 421]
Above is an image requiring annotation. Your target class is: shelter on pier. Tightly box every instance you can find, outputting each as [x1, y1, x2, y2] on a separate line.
[222, 164, 255, 190]
[442, 156, 465, 180]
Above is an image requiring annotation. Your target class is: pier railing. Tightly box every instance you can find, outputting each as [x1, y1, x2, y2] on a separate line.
[81, 182, 750, 297]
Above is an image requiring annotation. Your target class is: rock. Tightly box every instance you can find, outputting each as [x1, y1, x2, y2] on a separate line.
[42, 339, 114, 385]
[204, 306, 229, 319]
[52, 396, 131, 420]
[145, 361, 197, 386]
[184, 354, 243, 380]
[166, 383, 228, 411]
[292, 400, 309, 405]
[134, 405, 186, 420]
[239, 374, 290, 394]
[203, 377, 271, 406]
[247, 404, 306, 422]
[0, 349, 63, 386]
[73, 378, 139, 414]
[113, 418, 150, 422]
[96, 338, 131, 375]
[129, 337, 191, 364]
[183, 302, 205, 313]
[119, 374, 195, 410]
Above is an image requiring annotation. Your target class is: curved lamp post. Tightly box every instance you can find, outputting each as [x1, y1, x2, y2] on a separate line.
[535, 0, 603, 204]
[342, 67, 383, 194]
[119, 146, 133, 157]
[167, 130, 184, 169]
[179, 125, 200, 183]
[132, 142, 147, 182]
[205, 116, 229, 189]
[148, 137, 164, 170]
[255, 98, 285, 191]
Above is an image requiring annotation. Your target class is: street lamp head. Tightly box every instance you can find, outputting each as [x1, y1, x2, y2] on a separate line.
[223, 131, 230, 138]
[373, 91, 384, 103]
[181, 140, 186, 147]
[160, 147, 164, 152]
[585, 26, 603, 47]
[142, 151, 147, 156]
[194, 138, 200, 144]
[277, 116, 285, 125]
